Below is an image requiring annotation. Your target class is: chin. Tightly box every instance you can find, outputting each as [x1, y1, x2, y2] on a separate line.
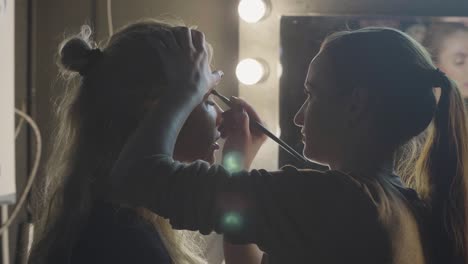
[203, 149, 217, 165]
[205, 156, 215, 165]
[303, 146, 328, 166]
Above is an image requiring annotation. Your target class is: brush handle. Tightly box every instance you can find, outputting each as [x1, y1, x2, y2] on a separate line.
[211, 90, 309, 164]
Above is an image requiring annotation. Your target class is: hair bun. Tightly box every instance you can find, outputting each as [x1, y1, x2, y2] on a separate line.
[59, 37, 94, 73]
[58, 25, 99, 74]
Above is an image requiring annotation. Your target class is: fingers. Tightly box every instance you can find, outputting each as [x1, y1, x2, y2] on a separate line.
[191, 29, 206, 53]
[148, 26, 217, 102]
[159, 29, 179, 49]
[151, 26, 208, 57]
[172, 27, 196, 52]
[211, 70, 224, 88]
[219, 108, 250, 138]
[157, 27, 203, 56]
[230, 96, 263, 124]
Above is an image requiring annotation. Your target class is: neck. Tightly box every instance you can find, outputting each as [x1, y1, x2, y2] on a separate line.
[330, 147, 394, 178]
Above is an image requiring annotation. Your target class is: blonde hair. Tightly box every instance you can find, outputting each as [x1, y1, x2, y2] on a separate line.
[28, 19, 208, 264]
[321, 27, 468, 263]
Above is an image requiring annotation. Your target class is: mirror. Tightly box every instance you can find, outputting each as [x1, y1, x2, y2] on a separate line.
[278, 15, 468, 167]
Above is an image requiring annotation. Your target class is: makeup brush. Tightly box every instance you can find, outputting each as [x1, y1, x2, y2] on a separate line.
[211, 89, 309, 164]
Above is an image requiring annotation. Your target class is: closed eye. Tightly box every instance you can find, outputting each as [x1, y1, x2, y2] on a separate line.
[205, 95, 216, 106]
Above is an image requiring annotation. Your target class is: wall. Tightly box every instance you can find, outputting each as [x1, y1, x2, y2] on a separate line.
[0, 0, 36, 263]
[95, 0, 239, 96]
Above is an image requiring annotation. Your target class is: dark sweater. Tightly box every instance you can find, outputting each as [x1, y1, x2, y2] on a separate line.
[111, 155, 434, 263]
[71, 202, 171, 264]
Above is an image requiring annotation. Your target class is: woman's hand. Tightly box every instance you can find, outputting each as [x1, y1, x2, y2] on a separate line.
[219, 97, 267, 170]
[152, 27, 223, 103]
[112, 28, 224, 164]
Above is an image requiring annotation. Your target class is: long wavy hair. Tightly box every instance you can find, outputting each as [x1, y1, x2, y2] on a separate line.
[28, 19, 208, 264]
[321, 27, 468, 263]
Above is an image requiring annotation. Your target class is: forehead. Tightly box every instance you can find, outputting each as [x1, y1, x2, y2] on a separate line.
[440, 31, 468, 54]
[305, 52, 336, 89]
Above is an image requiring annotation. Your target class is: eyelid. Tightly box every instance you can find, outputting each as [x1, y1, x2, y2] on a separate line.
[455, 56, 465, 64]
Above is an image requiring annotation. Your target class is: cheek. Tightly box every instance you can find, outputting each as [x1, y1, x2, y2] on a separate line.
[304, 102, 345, 145]
[192, 106, 218, 143]
[176, 105, 218, 158]
[445, 65, 466, 82]
[303, 103, 329, 147]
[439, 57, 467, 82]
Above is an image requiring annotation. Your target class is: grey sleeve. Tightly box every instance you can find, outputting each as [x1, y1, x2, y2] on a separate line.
[109, 154, 293, 245]
[109, 155, 378, 257]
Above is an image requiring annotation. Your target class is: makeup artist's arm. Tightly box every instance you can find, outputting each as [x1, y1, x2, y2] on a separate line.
[219, 98, 266, 264]
[218, 96, 267, 169]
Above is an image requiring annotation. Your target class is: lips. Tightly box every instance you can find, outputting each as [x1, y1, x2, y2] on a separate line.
[212, 142, 220, 150]
[212, 133, 222, 150]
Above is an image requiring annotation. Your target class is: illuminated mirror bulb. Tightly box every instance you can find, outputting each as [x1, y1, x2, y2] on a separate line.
[277, 62, 283, 79]
[238, 0, 268, 23]
[236, 58, 268, 85]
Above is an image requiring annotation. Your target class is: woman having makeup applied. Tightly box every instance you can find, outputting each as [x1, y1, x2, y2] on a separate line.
[28, 19, 265, 264]
[108, 27, 468, 264]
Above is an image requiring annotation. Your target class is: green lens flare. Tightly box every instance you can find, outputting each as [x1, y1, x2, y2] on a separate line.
[223, 152, 244, 173]
[221, 211, 244, 232]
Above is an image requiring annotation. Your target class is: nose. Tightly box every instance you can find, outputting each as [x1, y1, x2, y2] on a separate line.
[294, 102, 305, 127]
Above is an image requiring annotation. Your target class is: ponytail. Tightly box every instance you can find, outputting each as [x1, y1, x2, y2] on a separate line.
[413, 76, 468, 263]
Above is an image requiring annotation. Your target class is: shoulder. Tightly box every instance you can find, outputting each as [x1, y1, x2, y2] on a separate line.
[72, 203, 171, 264]
[240, 166, 380, 227]
[256, 166, 372, 201]
[280, 168, 391, 261]
[264, 167, 382, 234]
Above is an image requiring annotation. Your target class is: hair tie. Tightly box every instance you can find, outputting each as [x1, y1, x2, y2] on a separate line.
[432, 68, 450, 89]
[79, 48, 103, 76]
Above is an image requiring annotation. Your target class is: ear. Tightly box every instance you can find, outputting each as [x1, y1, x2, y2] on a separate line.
[347, 86, 370, 126]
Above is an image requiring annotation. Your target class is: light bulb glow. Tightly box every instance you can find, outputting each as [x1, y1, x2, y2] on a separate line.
[236, 58, 266, 85]
[238, 0, 267, 23]
[277, 62, 283, 79]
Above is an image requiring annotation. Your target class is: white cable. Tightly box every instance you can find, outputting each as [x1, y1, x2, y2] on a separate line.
[15, 102, 26, 138]
[0, 109, 42, 236]
[107, 0, 113, 36]
[1, 205, 10, 264]
[15, 115, 25, 138]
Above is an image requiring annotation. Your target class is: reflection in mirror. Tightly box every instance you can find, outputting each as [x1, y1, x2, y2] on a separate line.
[279, 15, 468, 167]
